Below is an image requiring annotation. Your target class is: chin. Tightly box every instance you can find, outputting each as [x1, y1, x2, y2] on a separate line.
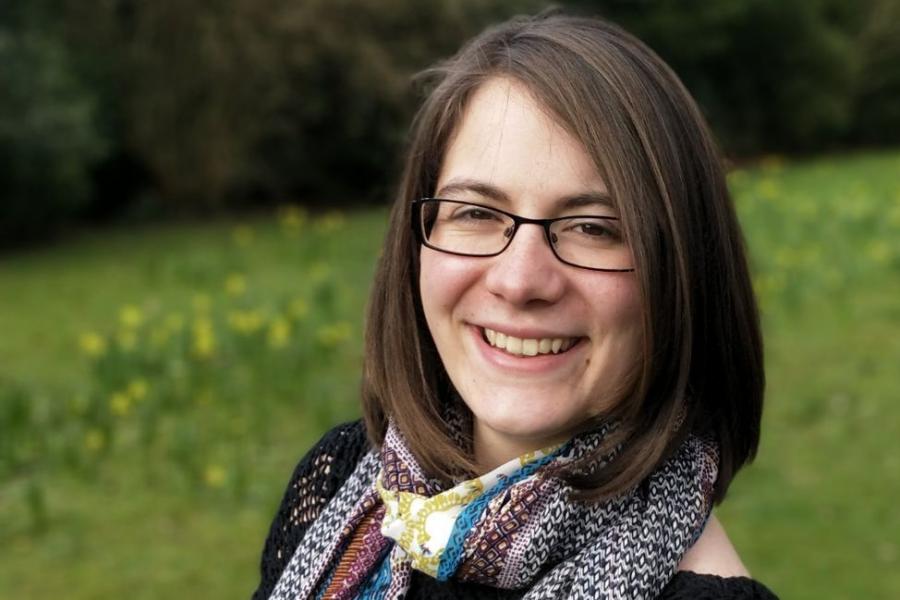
[466, 392, 582, 447]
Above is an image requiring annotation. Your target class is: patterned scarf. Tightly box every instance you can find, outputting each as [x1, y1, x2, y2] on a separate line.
[268, 419, 718, 600]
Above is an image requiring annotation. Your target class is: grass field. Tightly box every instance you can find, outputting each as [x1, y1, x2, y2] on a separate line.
[1, 150, 899, 599]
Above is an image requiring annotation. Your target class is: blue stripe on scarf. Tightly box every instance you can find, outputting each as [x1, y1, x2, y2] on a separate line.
[435, 447, 567, 581]
[358, 550, 394, 600]
[313, 563, 337, 600]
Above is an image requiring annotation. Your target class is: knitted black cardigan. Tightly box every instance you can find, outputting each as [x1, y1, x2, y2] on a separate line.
[251, 421, 778, 600]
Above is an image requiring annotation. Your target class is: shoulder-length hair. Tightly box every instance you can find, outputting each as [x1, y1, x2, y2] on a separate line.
[361, 11, 764, 503]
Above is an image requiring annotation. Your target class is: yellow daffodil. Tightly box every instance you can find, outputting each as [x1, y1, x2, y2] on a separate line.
[278, 204, 308, 233]
[204, 464, 227, 488]
[110, 392, 131, 416]
[128, 378, 149, 401]
[313, 211, 346, 234]
[316, 321, 352, 348]
[119, 304, 145, 328]
[192, 317, 216, 358]
[227, 310, 264, 334]
[79, 332, 107, 357]
[268, 317, 291, 348]
[84, 429, 105, 452]
[225, 273, 247, 296]
[289, 297, 309, 320]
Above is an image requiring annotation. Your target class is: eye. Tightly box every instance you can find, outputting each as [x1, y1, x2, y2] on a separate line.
[450, 204, 502, 222]
[568, 218, 621, 240]
[554, 217, 624, 248]
[452, 205, 502, 221]
[576, 221, 613, 237]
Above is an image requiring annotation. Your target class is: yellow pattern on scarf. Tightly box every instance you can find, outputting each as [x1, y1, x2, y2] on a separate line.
[375, 444, 561, 577]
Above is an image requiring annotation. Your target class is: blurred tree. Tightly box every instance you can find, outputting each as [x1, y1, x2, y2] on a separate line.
[1, 0, 897, 238]
[251, 0, 543, 205]
[60, 0, 285, 210]
[571, 0, 861, 153]
[853, 0, 900, 144]
[0, 27, 107, 245]
[58, 0, 541, 210]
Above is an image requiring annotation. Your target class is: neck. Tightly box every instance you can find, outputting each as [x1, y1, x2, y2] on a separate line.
[472, 422, 569, 472]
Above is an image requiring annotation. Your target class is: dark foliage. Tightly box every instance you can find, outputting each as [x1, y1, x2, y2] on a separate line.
[0, 27, 107, 245]
[573, 0, 858, 153]
[1, 0, 897, 242]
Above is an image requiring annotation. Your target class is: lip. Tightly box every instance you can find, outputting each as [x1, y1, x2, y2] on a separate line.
[468, 324, 585, 374]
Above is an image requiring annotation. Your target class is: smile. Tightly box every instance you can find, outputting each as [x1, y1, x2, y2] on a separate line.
[482, 327, 581, 357]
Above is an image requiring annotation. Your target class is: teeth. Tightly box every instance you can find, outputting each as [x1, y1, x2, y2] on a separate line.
[522, 339, 538, 356]
[482, 328, 577, 357]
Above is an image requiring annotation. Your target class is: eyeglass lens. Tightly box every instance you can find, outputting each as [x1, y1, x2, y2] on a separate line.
[419, 199, 632, 271]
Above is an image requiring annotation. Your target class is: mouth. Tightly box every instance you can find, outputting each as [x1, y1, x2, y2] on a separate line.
[481, 326, 583, 357]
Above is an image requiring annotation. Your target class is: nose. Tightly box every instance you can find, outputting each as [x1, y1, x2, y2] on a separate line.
[484, 223, 566, 306]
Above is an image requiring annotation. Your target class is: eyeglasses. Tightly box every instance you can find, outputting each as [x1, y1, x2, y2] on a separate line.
[412, 198, 634, 272]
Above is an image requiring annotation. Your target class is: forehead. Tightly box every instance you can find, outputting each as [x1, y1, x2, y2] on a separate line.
[436, 78, 608, 212]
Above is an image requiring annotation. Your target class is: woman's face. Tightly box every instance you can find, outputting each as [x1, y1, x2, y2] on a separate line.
[419, 78, 642, 468]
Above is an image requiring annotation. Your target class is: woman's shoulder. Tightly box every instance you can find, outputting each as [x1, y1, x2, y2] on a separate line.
[403, 570, 778, 600]
[278, 419, 370, 513]
[659, 572, 779, 600]
[665, 514, 778, 599]
[296, 419, 369, 469]
[251, 420, 370, 600]
[677, 514, 750, 577]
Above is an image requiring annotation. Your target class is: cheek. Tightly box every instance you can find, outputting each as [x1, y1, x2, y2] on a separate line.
[604, 276, 641, 326]
[609, 280, 644, 375]
[586, 276, 643, 358]
[419, 250, 481, 324]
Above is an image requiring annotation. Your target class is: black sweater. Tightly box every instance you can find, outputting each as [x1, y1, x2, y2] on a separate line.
[252, 421, 778, 600]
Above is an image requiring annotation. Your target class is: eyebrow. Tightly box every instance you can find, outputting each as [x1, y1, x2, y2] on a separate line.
[434, 178, 615, 211]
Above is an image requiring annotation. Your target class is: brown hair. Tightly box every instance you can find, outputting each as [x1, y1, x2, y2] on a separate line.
[361, 11, 764, 503]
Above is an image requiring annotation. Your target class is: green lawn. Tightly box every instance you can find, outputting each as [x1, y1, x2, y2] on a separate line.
[2, 150, 899, 599]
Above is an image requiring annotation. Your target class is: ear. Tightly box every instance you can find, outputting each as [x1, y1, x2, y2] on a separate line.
[677, 513, 751, 578]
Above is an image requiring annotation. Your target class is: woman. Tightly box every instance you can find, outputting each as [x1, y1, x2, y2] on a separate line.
[253, 11, 777, 600]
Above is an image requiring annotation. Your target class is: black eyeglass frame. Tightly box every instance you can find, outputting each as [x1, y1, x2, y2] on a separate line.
[411, 197, 635, 273]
